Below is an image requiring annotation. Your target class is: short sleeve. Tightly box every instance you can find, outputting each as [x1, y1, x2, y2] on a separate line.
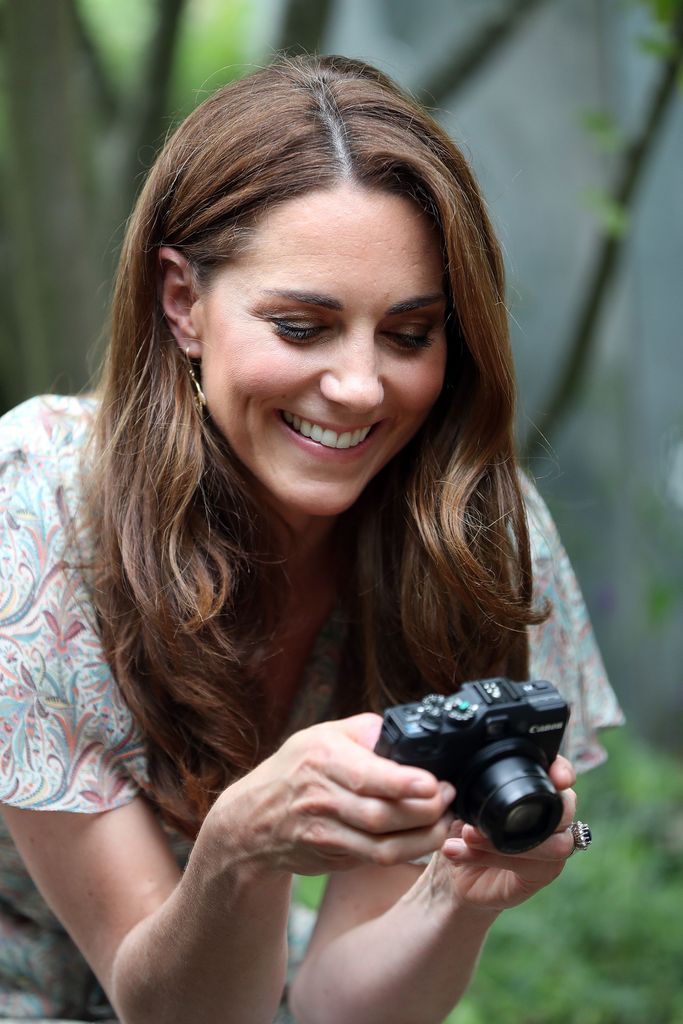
[523, 477, 625, 772]
[0, 396, 148, 812]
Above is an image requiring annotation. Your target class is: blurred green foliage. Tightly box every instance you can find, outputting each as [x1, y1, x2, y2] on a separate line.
[296, 729, 683, 1023]
[581, 188, 631, 238]
[79, 0, 252, 118]
[579, 109, 624, 152]
[79, 0, 156, 80]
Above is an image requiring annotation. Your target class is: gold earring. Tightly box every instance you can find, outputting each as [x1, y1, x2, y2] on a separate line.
[185, 347, 207, 411]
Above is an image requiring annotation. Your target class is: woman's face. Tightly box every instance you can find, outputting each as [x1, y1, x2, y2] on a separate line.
[185, 184, 448, 532]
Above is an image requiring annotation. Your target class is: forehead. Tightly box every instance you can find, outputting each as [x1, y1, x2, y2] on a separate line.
[223, 184, 445, 293]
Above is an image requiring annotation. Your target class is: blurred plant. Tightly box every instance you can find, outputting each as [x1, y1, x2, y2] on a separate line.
[449, 727, 683, 1023]
[297, 729, 683, 1024]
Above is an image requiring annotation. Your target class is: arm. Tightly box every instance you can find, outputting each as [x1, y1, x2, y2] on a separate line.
[289, 755, 577, 1024]
[1, 713, 453, 1024]
[1, 796, 293, 1024]
[290, 861, 497, 1024]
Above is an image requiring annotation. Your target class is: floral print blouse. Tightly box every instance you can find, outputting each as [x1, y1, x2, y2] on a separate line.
[0, 396, 624, 1021]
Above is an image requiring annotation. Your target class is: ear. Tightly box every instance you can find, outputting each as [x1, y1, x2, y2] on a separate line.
[158, 246, 203, 358]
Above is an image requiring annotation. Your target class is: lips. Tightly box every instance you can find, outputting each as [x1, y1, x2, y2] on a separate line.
[281, 410, 372, 449]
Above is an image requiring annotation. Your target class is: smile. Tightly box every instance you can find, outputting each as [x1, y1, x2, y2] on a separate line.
[281, 411, 372, 449]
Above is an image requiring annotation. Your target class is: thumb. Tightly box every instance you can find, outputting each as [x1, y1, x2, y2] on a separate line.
[338, 711, 385, 750]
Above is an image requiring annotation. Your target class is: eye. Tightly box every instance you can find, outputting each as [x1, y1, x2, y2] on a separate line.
[387, 330, 435, 351]
[270, 319, 322, 342]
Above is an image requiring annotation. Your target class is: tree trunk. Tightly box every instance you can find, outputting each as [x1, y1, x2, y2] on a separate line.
[2, 0, 106, 409]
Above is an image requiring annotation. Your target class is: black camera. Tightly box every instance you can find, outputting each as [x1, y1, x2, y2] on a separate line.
[375, 678, 569, 854]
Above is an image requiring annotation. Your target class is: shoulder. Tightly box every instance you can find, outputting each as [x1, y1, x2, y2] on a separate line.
[519, 474, 625, 770]
[0, 394, 96, 512]
[0, 395, 148, 811]
[0, 394, 96, 458]
[519, 473, 561, 567]
[521, 473, 580, 610]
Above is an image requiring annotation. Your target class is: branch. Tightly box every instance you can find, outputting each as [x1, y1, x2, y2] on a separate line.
[522, 16, 683, 457]
[276, 0, 335, 55]
[68, 0, 119, 122]
[417, 0, 549, 106]
[126, 0, 189, 190]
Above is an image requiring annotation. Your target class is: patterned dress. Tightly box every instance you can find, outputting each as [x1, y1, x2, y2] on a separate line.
[0, 396, 624, 1022]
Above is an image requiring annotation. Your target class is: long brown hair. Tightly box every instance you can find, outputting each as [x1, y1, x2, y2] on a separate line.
[86, 54, 544, 836]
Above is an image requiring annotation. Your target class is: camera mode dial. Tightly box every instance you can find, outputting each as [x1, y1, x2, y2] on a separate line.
[445, 697, 479, 723]
[417, 694, 445, 732]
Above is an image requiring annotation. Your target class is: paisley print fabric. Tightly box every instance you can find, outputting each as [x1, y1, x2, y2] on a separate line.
[0, 395, 624, 1020]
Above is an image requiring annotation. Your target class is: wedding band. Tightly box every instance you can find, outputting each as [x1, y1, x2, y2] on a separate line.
[569, 820, 592, 853]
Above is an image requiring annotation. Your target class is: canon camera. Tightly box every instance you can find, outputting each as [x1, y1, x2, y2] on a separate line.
[375, 677, 569, 854]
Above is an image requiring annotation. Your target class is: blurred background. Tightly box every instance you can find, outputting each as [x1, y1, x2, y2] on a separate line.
[1, 1, 681, 1020]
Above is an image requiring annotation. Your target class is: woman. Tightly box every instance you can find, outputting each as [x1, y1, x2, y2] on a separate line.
[0, 55, 622, 1023]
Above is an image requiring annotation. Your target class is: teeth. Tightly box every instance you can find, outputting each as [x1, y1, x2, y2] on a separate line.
[282, 411, 371, 449]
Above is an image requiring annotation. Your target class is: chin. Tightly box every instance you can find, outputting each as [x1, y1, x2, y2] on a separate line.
[279, 489, 365, 522]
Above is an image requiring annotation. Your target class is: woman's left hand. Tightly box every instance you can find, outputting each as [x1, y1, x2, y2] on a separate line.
[435, 754, 578, 912]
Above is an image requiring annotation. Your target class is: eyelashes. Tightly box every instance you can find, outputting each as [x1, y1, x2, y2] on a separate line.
[270, 319, 436, 350]
[390, 331, 433, 350]
[271, 320, 319, 342]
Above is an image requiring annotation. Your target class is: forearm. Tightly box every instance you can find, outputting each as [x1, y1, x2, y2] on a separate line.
[290, 857, 499, 1024]
[110, 818, 292, 1024]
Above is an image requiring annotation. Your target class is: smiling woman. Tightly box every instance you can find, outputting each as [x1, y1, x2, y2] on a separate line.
[0, 55, 622, 1024]
[159, 186, 447, 528]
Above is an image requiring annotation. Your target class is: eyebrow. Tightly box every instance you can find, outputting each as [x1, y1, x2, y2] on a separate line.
[262, 289, 446, 315]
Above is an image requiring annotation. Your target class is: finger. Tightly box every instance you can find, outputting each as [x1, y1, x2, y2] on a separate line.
[331, 781, 456, 836]
[337, 712, 386, 750]
[557, 788, 577, 831]
[365, 814, 454, 866]
[459, 813, 575, 862]
[549, 754, 576, 790]
[441, 838, 567, 882]
[323, 732, 441, 800]
[289, 719, 441, 799]
[298, 811, 454, 870]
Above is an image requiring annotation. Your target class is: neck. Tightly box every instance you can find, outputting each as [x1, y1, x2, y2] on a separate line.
[271, 512, 341, 580]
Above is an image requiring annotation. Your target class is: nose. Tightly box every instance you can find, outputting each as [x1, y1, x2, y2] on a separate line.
[319, 337, 384, 412]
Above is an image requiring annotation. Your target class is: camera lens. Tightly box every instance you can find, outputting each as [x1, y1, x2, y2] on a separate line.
[503, 800, 546, 835]
[463, 755, 563, 854]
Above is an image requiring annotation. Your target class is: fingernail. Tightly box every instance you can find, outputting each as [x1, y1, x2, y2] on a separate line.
[440, 782, 456, 804]
[444, 838, 466, 856]
[409, 777, 435, 797]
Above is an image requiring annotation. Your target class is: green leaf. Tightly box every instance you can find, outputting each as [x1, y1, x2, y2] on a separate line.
[637, 0, 683, 26]
[581, 188, 631, 238]
[78, 0, 155, 90]
[169, 0, 252, 115]
[637, 33, 679, 58]
[579, 109, 623, 152]
[645, 579, 679, 626]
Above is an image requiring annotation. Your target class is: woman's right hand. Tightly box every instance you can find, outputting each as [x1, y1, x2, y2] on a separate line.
[207, 712, 455, 876]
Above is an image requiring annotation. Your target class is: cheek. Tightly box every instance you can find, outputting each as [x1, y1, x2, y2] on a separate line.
[201, 349, 314, 427]
[404, 349, 448, 417]
[202, 344, 287, 400]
